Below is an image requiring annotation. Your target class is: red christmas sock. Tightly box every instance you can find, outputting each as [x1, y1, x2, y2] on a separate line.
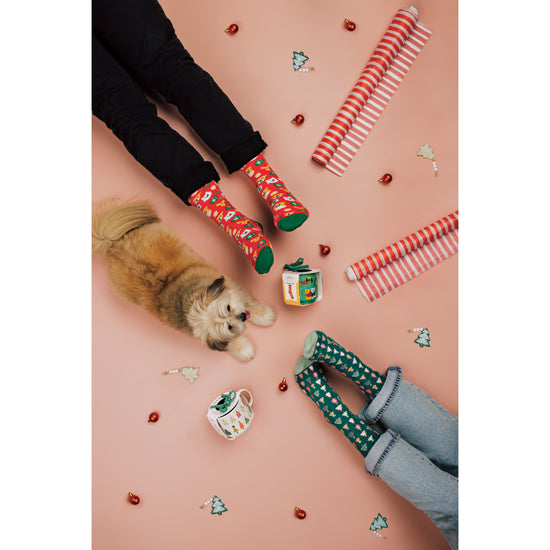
[241, 153, 309, 231]
[189, 181, 274, 274]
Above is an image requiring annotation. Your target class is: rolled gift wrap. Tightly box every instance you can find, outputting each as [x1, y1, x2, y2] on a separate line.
[346, 211, 458, 302]
[346, 211, 458, 281]
[312, 6, 432, 176]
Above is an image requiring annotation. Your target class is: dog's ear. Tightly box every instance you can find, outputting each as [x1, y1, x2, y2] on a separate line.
[207, 276, 225, 300]
[206, 336, 228, 352]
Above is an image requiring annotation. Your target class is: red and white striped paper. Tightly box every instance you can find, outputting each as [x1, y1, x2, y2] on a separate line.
[312, 6, 431, 176]
[346, 211, 458, 302]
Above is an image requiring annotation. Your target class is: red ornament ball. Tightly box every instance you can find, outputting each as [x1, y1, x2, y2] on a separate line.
[128, 492, 140, 505]
[225, 23, 239, 34]
[291, 114, 305, 125]
[148, 411, 160, 423]
[378, 173, 393, 184]
[278, 378, 288, 392]
[319, 244, 331, 256]
[295, 507, 307, 519]
[344, 19, 357, 31]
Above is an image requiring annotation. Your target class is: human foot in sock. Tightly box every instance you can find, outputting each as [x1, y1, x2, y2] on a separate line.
[295, 358, 381, 456]
[189, 181, 274, 274]
[303, 330, 386, 398]
[240, 153, 309, 231]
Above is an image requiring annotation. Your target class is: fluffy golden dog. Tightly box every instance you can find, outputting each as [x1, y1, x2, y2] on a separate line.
[92, 198, 276, 361]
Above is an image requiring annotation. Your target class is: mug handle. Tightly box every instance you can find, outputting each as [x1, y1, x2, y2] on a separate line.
[237, 388, 253, 407]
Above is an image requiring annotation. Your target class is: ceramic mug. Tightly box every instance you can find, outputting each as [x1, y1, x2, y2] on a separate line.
[207, 389, 254, 440]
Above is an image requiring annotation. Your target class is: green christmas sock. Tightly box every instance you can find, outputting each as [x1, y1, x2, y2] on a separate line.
[303, 330, 386, 399]
[294, 358, 381, 457]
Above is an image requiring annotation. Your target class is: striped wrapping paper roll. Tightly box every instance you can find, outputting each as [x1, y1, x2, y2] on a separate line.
[312, 6, 431, 176]
[346, 211, 458, 302]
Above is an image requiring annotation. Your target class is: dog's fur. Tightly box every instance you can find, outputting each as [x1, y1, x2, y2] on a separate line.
[92, 198, 276, 361]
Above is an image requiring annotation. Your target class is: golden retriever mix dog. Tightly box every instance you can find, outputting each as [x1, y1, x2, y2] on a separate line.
[92, 198, 276, 361]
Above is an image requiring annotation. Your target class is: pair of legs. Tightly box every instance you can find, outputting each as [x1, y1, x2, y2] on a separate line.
[295, 330, 458, 549]
[92, 0, 308, 274]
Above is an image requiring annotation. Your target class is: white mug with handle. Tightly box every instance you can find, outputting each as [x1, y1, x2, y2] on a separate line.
[207, 389, 254, 440]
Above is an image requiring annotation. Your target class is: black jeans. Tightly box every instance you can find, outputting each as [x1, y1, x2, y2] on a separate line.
[92, 0, 267, 204]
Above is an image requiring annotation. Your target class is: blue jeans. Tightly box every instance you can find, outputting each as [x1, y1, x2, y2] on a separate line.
[359, 367, 458, 550]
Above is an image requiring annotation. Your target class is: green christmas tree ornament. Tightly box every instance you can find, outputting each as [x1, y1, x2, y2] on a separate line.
[292, 51, 309, 70]
[370, 513, 389, 531]
[210, 495, 228, 516]
[292, 51, 314, 71]
[414, 328, 431, 348]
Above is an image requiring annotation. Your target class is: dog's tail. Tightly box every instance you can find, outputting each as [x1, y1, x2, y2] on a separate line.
[92, 197, 160, 258]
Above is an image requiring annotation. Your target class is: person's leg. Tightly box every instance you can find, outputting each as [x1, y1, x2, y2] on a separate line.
[93, 33, 274, 273]
[295, 357, 457, 550]
[302, 330, 386, 397]
[92, 0, 266, 173]
[240, 154, 309, 231]
[188, 182, 274, 274]
[295, 359, 382, 456]
[92, 31, 218, 203]
[358, 367, 458, 476]
[365, 431, 458, 550]
[93, 0, 309, 231]
[302, 330, 457, 475]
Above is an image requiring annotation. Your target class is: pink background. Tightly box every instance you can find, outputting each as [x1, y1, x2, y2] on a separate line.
[92, 0, 457, 548]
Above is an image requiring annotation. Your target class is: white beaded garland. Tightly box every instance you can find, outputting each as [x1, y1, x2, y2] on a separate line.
[199, 497, 213, 509]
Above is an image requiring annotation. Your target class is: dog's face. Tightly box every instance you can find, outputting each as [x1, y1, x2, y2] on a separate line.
[186, 276, 250, 352]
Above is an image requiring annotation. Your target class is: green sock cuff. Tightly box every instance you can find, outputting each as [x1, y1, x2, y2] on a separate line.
[303, 330, 319, 358]
[294, 356, 315, 375]
[277, 212, 308, 232]
[255, 246, 274, 274]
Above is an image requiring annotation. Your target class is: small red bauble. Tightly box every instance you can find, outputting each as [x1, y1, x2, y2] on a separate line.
[295, 507, 307, 519]
[225, 24, 239, 34]
[344, 19, 357, 31]
[148, 411, 160, 423]
[378, 173, 393, 184]
[128, 492, 140, 505]
[291, 114, 305, 125]
[278, 378, 288, 392]
[319, 244, 331, 256]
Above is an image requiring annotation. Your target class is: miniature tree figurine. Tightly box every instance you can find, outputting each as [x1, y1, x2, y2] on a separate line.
[292, 51, 309, 71]
[417, 143, 439, 176]
[417, 143, 434, 161]
[369, 513, 389, 531]
[211, 495, 228, 515]
[414, 328, 431, 348]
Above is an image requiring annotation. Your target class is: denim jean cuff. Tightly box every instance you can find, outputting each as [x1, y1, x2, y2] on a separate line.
[358, 366, 401, 424]
[364, 429, 399, 477]
[221, 131, 268, 173]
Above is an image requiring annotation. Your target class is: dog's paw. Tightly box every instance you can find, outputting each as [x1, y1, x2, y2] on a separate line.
[248, 303, 276, 326]
[227, 336, 255, 362]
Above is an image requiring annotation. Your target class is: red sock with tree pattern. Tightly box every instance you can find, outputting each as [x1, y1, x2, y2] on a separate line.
[189, 181, 274, 274]
[241, 153, 309, 231]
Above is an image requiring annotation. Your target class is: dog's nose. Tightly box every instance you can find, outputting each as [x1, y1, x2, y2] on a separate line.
[239, 312, 247, 322]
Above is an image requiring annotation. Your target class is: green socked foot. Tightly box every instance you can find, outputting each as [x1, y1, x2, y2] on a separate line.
[277, 212, 308, 232]
[255, 246, 274, 274]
